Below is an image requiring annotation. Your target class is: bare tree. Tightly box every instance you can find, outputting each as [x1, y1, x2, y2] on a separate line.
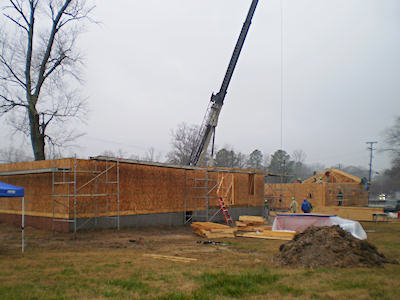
[0, 0, 94, 160]
[99, 149, 127, 158]
[142, 147, 162, 162]
[385, 116, 400, 154]
[0, 146, 33, 162]
[166, 122, 202, 165]
[292, 149, 307, 180]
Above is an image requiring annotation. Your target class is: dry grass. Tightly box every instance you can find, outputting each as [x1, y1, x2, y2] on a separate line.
[0, 221, 399, 299]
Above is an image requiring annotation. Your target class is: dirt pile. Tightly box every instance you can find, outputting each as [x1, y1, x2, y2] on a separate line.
[274, 225, 397, 268]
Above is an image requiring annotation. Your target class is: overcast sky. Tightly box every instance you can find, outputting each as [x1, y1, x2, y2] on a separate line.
[1, 0, 400, 172]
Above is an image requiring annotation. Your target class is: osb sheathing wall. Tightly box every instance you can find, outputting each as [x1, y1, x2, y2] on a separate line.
[264, 182, 368, 210]
[0, 159, 264, 220]
[0, 159, 72, 218]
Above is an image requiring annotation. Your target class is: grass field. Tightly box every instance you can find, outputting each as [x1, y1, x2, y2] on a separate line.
[0, 221, 399, 299]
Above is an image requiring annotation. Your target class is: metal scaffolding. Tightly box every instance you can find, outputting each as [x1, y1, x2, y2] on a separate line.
[183, 168, 234, 224]
[52, 157, 120, 235]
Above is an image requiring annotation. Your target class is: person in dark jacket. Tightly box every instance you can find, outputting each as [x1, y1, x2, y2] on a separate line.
[301, 198, 312, 213]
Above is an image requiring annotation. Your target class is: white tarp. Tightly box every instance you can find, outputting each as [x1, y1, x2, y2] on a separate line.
[272, 214, 367, 240]
[330, 216, 367, 240]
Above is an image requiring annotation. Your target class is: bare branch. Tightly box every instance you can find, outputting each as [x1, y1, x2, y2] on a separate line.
[3, 13, 28, 32]
[8, 0, 30, 27]
[0, 94, 27, 113]
[0, 54, 26, 88]
[34, 0, 72, 98]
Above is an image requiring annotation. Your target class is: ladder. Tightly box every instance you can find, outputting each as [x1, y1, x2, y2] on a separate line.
[218, 197, 234, 226]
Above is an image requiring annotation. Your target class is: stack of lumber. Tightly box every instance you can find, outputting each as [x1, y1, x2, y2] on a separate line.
[191, 222, 237, 238]
[235, 215, 295, 240]
[236, 215, 272, 232]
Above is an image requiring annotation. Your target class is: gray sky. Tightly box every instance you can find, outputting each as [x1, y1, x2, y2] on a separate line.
[2, 0, 400, 172]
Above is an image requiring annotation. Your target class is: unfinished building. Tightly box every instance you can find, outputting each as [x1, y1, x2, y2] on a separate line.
[0, 157, 264, 232]
[264, 169, 369, 210]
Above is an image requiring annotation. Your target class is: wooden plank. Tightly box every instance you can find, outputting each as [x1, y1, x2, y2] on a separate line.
[143, 254, 197, 263]
[203, 231, 234, 238]
[191, 222, 231, 230]
[209, 228, 237, 233]
[238, 215, 266, 223]
[236, 232, 294, 240]
[236, 225, 272, 232]
[260, 230, 296, 237]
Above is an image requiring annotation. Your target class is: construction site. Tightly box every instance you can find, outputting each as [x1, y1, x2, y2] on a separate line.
[0, 0, 399, 299]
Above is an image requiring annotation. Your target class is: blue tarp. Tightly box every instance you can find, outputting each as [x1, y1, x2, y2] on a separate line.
[0, 182, 24, 197]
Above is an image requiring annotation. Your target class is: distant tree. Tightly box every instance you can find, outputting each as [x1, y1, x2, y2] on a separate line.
[142, 147, 162, 162]
[0, 146, 32, 162]
[385, 116, 400, 154]
[235, 152, 247, 169]
[246, 149, 263, 169]
[376, 116, 400, 193]
[0, 0, 94, 160]
[267, 149, 294, 183]
[214, 147, 246, 168]
[99, 149, 127, 158]
[166, 122, 203, 165]
[292, 149, 307, 180]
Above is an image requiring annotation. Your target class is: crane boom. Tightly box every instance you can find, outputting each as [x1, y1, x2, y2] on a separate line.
[188, 0, 259, 166]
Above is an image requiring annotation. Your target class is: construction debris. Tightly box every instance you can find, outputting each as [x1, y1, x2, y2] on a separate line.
[274, 225, 398, 268]
[191, 222, 236, 238]
[143, 254, 197, 263]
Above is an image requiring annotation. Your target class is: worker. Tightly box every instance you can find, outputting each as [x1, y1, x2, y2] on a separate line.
[337, 190, 344, 206]
[264, 199, 269, 219]
[301, 198, 312, 213]
[295, 177, 302, 183]
[290, 197, 298, 213]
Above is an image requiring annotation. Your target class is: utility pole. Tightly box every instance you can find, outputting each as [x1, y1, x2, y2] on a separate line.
[366, 141, 377, 201]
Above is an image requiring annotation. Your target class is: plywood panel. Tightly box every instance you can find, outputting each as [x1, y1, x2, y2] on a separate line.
[264, 183, 326, 210]
[313, 206, 384, 221]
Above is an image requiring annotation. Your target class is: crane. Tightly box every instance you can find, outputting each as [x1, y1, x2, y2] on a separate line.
[188, 0, 259, 166]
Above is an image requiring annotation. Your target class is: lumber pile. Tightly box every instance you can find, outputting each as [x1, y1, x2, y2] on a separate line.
[191, 222, 237, 238]
[236, 230, 296, 241]
[235, 215, 295, 240]
[236, 215, 272, 232]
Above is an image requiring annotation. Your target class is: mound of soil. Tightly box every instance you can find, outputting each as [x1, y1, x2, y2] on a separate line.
[274, 225, 397, 268]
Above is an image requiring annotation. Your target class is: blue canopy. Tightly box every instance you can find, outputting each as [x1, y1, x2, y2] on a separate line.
[0, 182, 24, 197]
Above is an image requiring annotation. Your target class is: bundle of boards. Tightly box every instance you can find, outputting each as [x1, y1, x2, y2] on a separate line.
[191, 215, 296, 240]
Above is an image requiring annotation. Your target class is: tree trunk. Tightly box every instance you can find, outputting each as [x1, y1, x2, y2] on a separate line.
[28, 110, 45, 160]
